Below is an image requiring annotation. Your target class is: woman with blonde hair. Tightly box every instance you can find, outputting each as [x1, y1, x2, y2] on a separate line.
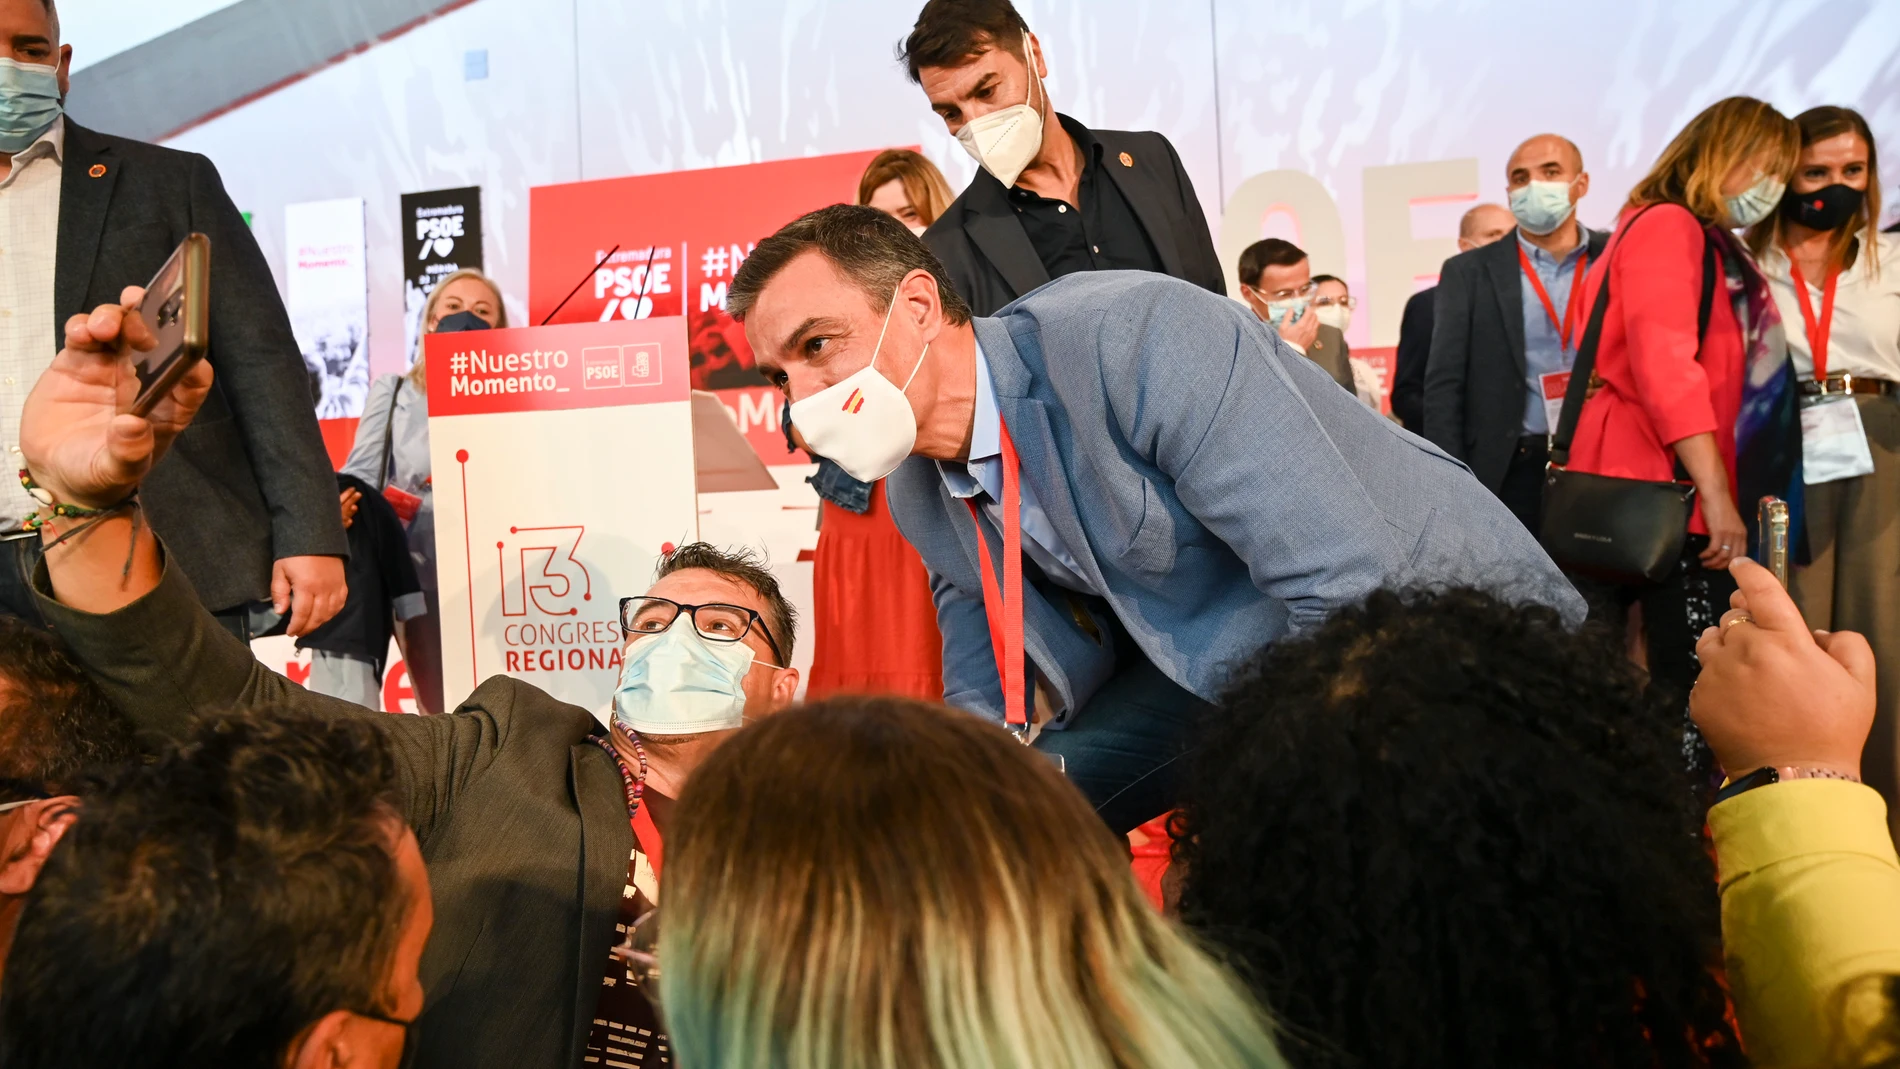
[857, 148, 956, 234]
[643, 695, 1286, 1069]
[1559, 96, 1804, 716]
[1747, 107, 1900, 822]
[325, 268, 508, 714]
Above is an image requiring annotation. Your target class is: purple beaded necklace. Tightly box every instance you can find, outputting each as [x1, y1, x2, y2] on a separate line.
[592, 731, 649, 818]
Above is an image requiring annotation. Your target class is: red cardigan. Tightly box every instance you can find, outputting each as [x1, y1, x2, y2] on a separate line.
[1567, 204, 1743, 535]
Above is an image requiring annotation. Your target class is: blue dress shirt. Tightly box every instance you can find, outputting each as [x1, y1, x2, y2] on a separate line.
[936, 342, 1097, 594]
[1518, 228, 1592, 435]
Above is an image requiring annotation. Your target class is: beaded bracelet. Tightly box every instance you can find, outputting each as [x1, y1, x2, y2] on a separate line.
[18, 469, 137, 530]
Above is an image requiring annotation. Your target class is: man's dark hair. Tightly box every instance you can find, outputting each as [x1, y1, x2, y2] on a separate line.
[1173, 587, 1742, 1069]
[0, 710, 411, 1069]
[0, 618, 136, 800]
[899, 0, 1029, 84]
[656, 542, 801, 662]
[727, 204, 972, 331]
[1236, 238, 1308, 289]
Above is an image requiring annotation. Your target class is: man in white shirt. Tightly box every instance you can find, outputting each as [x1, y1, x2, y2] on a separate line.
[0, 0, 347, 637]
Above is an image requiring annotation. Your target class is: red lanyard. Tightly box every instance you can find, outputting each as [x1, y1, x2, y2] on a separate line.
[964, 421, 1028, 733]
[1518, 245, 1590, 351]
[1786, 251, 1841, 382]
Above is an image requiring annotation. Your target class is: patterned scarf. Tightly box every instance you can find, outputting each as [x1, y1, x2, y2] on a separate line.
[1704, 224, 1805, 559]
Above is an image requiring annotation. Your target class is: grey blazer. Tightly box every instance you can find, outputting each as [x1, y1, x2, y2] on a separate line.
[886, 271, 1584, 722]
[1421, 226, 1610, 491]
[55, 120, 346, 611]
[36, 561, 631, 1069]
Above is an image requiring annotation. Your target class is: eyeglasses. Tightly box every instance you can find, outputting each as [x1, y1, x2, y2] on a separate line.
[619, 596, 785, 666]
[1312, 294, 1357, 309]
[611, 908, 664, 1012]
[1247, 279, 1319, 302]
[0, 778, 50, 814]
[352, 1008, 421, 1069]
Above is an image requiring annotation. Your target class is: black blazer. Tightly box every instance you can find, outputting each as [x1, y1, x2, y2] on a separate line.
[1389, 286, 1434, 433]
[55, 121, 345, 612]
[924, 118, 1224, 316]
[1421, 226, 1609, 491]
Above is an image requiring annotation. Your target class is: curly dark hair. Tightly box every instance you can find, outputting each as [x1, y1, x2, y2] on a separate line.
[0, 708, 410, 1069]
[0, 616, 138, 799]
[1173, 586, 1742, 1069]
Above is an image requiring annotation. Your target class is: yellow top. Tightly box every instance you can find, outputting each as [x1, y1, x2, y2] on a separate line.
[1712, 779, 1900, 1067]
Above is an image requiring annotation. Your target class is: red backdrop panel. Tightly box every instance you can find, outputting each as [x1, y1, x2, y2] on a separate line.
[528, 150, 890, 409]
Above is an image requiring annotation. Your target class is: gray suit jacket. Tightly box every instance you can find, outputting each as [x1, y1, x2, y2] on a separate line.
[56, 121, 346, 611]
[887, 271, 1583, 721]
[1422, 226, 1609, 491]
[35, 560, 631, 1069]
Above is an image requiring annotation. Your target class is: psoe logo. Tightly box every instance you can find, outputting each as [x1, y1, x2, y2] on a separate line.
[497, 525, 593, 617]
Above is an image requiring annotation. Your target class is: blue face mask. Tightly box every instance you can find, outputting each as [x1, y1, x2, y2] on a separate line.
[611, 618, 770, 735]
[0, 58, 61, 155]
[1509, 179, 1578, 236]
[1725, 174, 1786, 229]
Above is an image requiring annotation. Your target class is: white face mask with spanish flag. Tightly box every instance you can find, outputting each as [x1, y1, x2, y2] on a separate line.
[787, 285, 930, 483]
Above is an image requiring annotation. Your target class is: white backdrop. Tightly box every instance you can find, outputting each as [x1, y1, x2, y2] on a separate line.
[136, 0, 1899, 365]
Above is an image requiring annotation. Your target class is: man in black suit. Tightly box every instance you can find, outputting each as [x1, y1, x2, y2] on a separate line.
[1424, 136, 1608, 532]
[902, 0, 1223, 316]
[0, 0, 345, 636]
[1390, 203, 1514, 433]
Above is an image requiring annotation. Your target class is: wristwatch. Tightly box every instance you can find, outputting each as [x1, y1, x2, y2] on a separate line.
[1715, 764, 1861, 804]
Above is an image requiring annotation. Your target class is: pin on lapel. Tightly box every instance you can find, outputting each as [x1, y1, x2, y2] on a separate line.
[1118, 152, 1133, 168]
[88, 164, 106, 178]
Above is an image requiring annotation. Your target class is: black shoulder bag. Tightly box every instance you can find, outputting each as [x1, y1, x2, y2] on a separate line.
[1540, 207, 1717, 584]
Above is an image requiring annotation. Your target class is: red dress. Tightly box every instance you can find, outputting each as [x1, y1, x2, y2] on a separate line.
[1567, 204, 1745, 532]
[805, 480, 944, 700]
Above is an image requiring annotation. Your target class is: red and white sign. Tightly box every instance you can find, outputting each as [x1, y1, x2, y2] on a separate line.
[529, 148, 887, 456]
[426, 317, 698, 720]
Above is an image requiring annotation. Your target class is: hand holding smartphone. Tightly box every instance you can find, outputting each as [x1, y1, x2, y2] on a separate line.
[128, 233, 209, 418]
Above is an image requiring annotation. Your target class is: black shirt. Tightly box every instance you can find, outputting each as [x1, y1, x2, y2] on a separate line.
[1007, 116, 1162, 280]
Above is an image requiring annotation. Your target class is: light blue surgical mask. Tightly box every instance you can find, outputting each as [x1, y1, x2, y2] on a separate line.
[612, 617, 772, 735]
[1264, 296, 1309, 329]
[1724, 174, 1785, 229]
[1509, 179, 1579, 236]
[0, 58, 61, 155]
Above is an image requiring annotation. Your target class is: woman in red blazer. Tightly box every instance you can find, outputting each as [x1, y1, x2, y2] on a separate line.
[1569, 97, 1804, 710]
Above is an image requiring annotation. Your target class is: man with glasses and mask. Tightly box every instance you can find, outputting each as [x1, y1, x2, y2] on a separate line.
[11, 298, 799, 1068]
[904, 0, 1224, 317]
[1238, 238, 1356, 394]
[0, 617, 136, 983]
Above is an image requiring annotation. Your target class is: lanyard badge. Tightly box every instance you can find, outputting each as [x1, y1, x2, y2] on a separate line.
[965, 422, 1029, 740]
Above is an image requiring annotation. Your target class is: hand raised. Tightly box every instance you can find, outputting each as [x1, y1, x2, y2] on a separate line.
[18, 287, 213, 508]
[1690, 557, 1876, 782]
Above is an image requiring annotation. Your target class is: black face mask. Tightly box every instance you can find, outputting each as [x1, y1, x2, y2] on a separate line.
[1780, 183, 1865, 232]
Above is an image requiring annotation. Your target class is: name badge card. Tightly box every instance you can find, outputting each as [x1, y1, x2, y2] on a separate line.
[1801, 396, 1876, 485]
[1540, 371, 1571, 432]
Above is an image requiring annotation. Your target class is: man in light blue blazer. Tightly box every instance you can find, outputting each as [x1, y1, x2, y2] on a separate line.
[731, 206, 1583, 832]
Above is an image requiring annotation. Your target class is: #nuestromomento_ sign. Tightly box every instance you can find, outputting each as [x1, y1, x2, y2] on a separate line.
[402, 186, 484, 367]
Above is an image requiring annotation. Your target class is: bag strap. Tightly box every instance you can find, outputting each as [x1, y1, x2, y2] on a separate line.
[378, 376, 404, 491]
[1549, 206, 1717, 470]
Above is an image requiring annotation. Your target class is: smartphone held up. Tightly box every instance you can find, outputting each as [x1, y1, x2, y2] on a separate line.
[128, 233, 210, 418]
